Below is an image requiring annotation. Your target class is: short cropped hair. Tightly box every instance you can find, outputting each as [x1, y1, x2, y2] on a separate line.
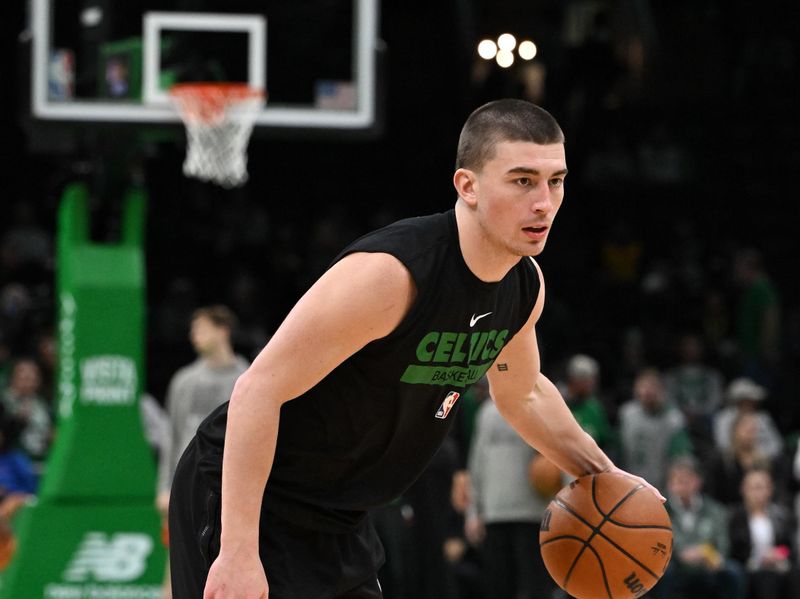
[191, 305, 238, 330]
[456, 99, 565, 171]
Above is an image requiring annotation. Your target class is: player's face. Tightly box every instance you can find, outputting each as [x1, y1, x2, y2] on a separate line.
[472, 141, 567, 257]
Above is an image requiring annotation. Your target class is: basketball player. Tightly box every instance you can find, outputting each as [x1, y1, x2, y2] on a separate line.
[169, 99, 665, 599]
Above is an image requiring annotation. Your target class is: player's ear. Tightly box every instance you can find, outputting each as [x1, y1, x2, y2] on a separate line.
[454, 168, 478, 206]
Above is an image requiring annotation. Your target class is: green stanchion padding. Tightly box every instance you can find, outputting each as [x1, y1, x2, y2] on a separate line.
[40, 183, 155, 501]
[0, 183, 166, 599]
[0, 502, 166, 598]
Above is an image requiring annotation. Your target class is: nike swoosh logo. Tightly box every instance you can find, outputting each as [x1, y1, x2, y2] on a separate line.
[470, 312, 492, 327]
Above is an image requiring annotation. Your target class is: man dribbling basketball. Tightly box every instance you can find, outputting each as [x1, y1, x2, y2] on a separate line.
[168, 99, 665, 599]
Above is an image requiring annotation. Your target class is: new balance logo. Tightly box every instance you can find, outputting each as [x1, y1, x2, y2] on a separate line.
[623, 571, 646, 597]
[63, 532, 153, 582]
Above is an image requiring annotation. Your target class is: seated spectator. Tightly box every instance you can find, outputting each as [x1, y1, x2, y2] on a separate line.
[663, 333, 724, 457]
[729, 467, 800, 599]
[713, 378, 782, 460]
[0, 403, 37, 522]
[618, 368, 692, 491]
[0, 358, 52, 472]
[706, 411, 789, 507]
[656, 456, 745, 599]
[561, 354, 615, 454]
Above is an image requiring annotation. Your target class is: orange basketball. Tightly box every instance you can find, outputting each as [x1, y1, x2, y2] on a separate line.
[528, 454, 563, 498]
[539, 472, 672, 599]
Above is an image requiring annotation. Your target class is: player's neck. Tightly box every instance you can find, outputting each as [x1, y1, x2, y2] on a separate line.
[454, 201, 521, 282]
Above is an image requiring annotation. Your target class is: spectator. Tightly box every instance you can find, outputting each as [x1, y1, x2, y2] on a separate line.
[706, 411, 789, 507]
[0, 402, 37, 522]
[561, 354, 615, 453]
[729, 467, 799, 599]
[657, 456, 745, 599]
[0, 358, 52, 472]
[713, 378, 782, 461]
[466, 396, 557, 599]
[156, 305, 248, 598]
[618, 368, 693, 491]
[664, 333, 724, 457]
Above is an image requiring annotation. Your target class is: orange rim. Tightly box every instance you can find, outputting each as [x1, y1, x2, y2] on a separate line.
[169, 83, 265, 123]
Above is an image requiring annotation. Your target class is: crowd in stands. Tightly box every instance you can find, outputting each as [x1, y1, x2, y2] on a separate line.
[2, 181, 799, 597]
[1, 140, 798, 599]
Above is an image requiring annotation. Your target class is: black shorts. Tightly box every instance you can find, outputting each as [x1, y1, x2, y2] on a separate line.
[169, 440, 385, 599]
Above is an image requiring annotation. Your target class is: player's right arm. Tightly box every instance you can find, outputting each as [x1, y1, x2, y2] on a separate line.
[203, 251, 415, 599]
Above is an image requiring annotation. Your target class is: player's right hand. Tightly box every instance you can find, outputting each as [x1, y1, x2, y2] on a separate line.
[203, 550, 268, 599]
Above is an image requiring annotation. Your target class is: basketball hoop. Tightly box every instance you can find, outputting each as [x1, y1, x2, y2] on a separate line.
[169, 83, 265, 188]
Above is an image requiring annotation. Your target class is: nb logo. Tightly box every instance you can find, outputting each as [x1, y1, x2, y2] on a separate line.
[63, 532, 153, 582]
[623, 571, 646, 597]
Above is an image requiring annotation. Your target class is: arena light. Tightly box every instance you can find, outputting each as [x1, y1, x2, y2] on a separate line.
[497, 33, 517, 52]
[496, 49, 514, 68]
[477, 39, 498, 60]
[80, 6, 103, 27]
[518, 40, 537, 60]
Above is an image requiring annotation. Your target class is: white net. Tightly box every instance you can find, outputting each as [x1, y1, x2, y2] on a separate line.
[170, 85, 264, 188]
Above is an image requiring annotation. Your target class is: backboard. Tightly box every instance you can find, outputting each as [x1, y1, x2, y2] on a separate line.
[31, 0, 380, 132]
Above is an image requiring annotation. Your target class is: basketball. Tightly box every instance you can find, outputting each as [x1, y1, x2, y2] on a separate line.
[539, 472, 672, 599]
[528, 454, 563, 498]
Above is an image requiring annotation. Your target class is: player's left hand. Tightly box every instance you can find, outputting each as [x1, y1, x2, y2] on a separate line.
[605, 466, 666, 503]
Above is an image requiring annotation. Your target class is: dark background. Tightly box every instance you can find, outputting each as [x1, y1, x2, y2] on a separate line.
[2, 0, 799, 428]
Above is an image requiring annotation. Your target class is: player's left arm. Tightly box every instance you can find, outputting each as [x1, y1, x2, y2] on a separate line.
[487, 260, 665, 499]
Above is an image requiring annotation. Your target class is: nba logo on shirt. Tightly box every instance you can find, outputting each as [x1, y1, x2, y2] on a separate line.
[435, 391, 460, 419]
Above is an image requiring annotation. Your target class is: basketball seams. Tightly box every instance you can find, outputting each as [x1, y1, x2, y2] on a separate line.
[552, 497, 598, 533]
[542, 474, 673, 596]
[561, 538, 614, 599]
[552, 491, 663, 582]
[591, 474, 645, 519]
[562, 540, 589, 590]
[540, 534, 590, 547]
[592, 474, 672, 531]
[604, 521, 672, 531]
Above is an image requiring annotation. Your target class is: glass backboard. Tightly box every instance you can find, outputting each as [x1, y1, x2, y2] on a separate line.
[32, 0, 379, 131]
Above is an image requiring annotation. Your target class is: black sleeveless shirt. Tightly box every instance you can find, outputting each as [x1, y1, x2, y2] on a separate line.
[194, 210, 540, 532]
